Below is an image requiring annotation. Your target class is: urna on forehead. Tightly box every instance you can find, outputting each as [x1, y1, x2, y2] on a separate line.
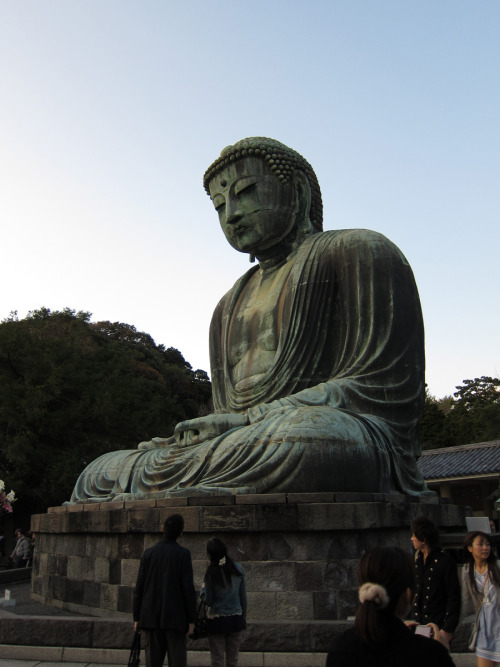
[203, 136, 323, 232]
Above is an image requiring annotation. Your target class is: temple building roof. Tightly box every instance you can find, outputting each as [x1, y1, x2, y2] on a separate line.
[418, 440, 500, 481]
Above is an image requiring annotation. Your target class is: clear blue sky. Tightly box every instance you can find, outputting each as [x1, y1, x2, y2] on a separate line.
[1, 0, 499, 398]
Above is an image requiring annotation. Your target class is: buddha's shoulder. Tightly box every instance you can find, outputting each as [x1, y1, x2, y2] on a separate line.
[305, 228, 404, 259]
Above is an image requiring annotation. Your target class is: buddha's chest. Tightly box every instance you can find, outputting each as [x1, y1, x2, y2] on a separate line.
[227, 262, 293, 389]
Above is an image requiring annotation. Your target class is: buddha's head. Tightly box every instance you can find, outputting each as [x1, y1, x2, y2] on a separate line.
[204, 138, 323, 260]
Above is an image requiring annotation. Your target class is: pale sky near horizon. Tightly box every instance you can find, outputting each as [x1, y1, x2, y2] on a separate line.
[1, 1, 499, 399]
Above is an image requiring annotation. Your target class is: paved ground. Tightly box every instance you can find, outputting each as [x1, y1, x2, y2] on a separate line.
[0, 582, 477, 666]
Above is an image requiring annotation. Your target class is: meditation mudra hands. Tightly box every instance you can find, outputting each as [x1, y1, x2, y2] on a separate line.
[137, 413, 249, 450]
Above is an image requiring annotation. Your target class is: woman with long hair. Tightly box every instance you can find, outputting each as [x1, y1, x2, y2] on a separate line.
[461, 531, 500, 667]
[201, 538, 247, 667]
[326, 547, 455, 666]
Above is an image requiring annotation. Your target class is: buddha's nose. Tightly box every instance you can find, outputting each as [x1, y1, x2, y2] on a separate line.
[225, 197, 243, 224]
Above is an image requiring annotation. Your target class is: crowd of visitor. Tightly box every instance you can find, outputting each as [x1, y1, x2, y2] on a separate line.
[130, 512, 499, 667]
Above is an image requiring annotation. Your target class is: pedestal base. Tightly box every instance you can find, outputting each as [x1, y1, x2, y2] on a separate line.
[27, 491, 468, 653]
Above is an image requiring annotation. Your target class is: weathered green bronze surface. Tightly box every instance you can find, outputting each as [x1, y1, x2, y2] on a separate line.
[71, 137, 428, 502]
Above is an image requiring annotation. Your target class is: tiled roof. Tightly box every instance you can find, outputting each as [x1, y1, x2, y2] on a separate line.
[418, 440, 500, 480]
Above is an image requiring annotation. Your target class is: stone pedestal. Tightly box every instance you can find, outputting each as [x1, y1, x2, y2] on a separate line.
[29, 492, 468, 654]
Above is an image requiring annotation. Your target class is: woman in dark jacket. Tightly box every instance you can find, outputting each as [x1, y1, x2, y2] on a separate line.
[326, 547, 455, 667]
[201, 538, 247, 667]
[409, 516, 461, 640]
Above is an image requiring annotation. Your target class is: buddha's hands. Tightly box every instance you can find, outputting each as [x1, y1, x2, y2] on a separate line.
[174, 413, 249, 447]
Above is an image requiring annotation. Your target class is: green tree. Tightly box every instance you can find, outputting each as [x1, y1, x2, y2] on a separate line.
[419, 389, 447, 450]
[0, 308, 212, 513]
[442, 376, 500, 446]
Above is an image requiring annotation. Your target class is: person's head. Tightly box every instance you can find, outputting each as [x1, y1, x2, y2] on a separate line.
[204, 537, 242, 588]
[163, 514, 184, 541]
[410, 516, 440, 551]
[207, 537, 228, 565]
[463, 530, 500, 589]
[203, 138, 322, 259]
[355, 547, 416, 645]
[14, 528, 23, 538]
[463, 531, 495, 565]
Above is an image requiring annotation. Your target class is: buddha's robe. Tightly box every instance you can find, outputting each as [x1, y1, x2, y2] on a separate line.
[70, 229, 428, 502]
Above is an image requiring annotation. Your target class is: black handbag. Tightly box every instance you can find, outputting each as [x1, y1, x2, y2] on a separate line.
[189, 600, 209, 640]
[128, 630, 141, 667]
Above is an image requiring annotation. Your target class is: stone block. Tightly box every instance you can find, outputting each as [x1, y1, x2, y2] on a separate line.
[255, 504, 299, 532]
[201, 506, 256, 532]
[0, 616, 93, 647]
[324, 559, 357, 590]
[37, 511, 68, 533]
[249, 561, 294, 592]
[82, 502, 103, 511]
[109, 558, 121, 585]
[383, 493, 406, 503]
[313, 590, 338, 620]
[86, 508, 110, 532]
[117, 584, 134, 613]
[336, 587, 359, 621]
[121, 558, 140, 586]
[295, 561, 324, 591]
[56, 553, 68, 576]
[92, 535, 115, 558]
[105, 500, 126, 510]
[65, 534, 87, 557]
[242, 621, 310, 652]
[236, 494, 286, 505]
[155, 496, 188, 507]
[287, 492, 335, 504]
[67, 555, 83, 580]
[128, 508, 161, 533]
[92, 619, 133, 649]
[188, 495, 235, 506]
[109, 508, 129, 532]
[100, 582, 119, 611]
[67, 503, 84, 512]
[265, 533, 296, 561]
[159, 505, 201, 533]
[67, 510, 91, 532]
[192, 560, 207, 587]
[117, 533, 144, 559]
[276, 591, 313, 620]
[246, 592, 276, 619]
[310, 620, 351, 652]
[334, 492, 376, 503]
[125, 498, 158, 509]
[94, 557, 110, 583]
[30, 513, 41, 531]
[83, 580, 102, 607]
[51, 505, 67, 514]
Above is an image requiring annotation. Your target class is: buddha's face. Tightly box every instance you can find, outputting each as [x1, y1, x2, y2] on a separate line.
[208, 157, 297, 256]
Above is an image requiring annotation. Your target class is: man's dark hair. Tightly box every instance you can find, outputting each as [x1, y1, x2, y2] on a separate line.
[410, 516, 440, 550]
[163, 514, 184, 540]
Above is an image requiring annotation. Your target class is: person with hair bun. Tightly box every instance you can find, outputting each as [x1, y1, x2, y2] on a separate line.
[326, 547, 455, 666]
[201, 538, 246, 667]
[460, 531, 500, 666]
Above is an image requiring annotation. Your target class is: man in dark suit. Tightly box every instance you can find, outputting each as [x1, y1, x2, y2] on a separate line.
[133, 514, 197, 667]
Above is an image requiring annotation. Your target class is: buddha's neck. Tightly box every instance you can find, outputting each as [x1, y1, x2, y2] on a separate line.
[252, 227, 310, 271]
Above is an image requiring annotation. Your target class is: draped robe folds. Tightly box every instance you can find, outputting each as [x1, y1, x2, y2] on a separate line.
[70, 229, 429, 502]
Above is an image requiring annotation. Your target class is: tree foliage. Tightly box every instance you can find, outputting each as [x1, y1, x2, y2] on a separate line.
[0, 308, 212, 513]
[420, 376, 500, 450]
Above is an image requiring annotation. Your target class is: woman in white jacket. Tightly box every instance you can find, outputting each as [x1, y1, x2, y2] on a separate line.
[461, 531, 500, 667]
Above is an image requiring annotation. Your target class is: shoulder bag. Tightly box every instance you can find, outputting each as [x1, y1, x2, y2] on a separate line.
[128, 630, 141, 667]
[189, 600, 209, 640]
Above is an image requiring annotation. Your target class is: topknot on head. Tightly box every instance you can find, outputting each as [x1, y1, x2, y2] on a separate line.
[203, 137, 323, 232]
